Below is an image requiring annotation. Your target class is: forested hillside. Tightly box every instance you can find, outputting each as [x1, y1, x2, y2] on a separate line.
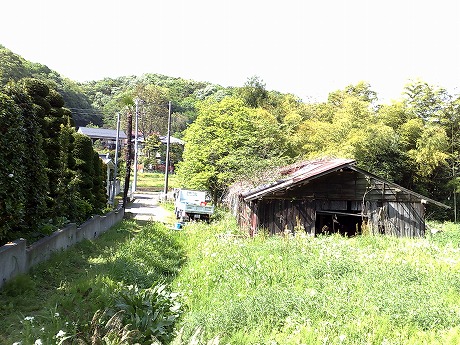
[0, 45, 102, 126]
[80, 73, 228, 134]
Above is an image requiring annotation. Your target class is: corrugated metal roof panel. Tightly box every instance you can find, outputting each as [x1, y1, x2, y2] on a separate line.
[242, 158, 355, 201]
[241, 157, 449, 209]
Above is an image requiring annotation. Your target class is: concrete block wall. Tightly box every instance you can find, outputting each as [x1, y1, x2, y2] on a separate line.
[0, 207, 124, 289]
[0, 239, 27, 287]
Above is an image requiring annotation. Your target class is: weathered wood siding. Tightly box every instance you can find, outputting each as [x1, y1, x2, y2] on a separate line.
[256, 199, 316, 235]
[237, 169, 427, 238]
[367, 201, 425, 237]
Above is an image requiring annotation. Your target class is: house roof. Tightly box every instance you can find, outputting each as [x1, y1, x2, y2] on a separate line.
[78, 127, 127, 140]
[159, 135, 185, 145]
[98, 153, 115, 169]
[242, 158, 449, 209]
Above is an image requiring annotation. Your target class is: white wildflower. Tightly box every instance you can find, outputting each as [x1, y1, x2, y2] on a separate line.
[54, 312, 59, 317]
[56, 330, 66, 338]
[24, 316, 34, 322]
[12, 342, 22, 345]
[339, 334, 346, 342]
[34, 340, 43, 345]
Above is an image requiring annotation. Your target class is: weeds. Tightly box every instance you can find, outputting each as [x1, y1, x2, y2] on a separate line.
[3, 211, 460, 344]
[173, 221, 460, 344]
[0, 220, 185, 344]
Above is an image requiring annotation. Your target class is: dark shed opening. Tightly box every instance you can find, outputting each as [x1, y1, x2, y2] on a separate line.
[316, 211, 364, 236]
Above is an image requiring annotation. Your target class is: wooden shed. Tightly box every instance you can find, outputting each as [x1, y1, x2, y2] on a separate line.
[234, 158, 448, 238]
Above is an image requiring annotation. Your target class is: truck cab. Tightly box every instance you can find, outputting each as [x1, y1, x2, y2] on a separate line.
[174, 189, 214, 221]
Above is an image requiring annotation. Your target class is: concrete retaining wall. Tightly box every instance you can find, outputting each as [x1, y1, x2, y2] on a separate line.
[0, 207, 124, 289]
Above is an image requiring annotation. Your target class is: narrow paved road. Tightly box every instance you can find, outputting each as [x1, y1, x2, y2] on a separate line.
[124, 192, 173, 222]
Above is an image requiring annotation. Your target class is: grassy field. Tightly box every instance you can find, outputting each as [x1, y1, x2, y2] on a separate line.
[173, 219, 460, 344]
[2, 212, 460, 344]
[133, 172, 179, 192]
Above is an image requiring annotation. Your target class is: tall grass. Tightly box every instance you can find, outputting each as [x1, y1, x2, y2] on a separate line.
[2, 212, 460, 344]
[0, 220, 185, 344]
[172, 215, 460, 344]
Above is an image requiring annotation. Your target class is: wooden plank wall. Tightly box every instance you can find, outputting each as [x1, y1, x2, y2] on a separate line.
[250, 199, 425, 238]
[257, 199, 316, 235]
[367, 201, 425, 237]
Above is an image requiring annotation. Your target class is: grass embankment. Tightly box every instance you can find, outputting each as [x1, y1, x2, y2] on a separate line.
[0, 220, 185, 344]
[2, 213, 460, 344]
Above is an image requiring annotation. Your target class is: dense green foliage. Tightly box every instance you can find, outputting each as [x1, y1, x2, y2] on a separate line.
[0, 45, 102, 126]
[2, 45, 460, 228]
[0, 93, 26, 238]
[80, 73, 229, 135]
[0, 78, 107, 243]
[2, 211, 460, 344]
[178, 79, 459, 219]
[177, 97, 289, 202]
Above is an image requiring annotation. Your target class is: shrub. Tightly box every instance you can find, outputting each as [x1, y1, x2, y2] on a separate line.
[110, 283, 182, 344]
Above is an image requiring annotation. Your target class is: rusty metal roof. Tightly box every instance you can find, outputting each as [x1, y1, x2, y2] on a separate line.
[242, 157, 449, 209]
[242, 158, 356, 201]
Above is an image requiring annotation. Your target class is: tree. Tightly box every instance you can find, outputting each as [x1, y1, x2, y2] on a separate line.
[4, 79, 49, 235]
[238, 76, 269, 108]
[350, 124, 405, 182]
[328, 81, 377, 107]
[92, 151, 107, 213]
[72, 133, 96, 219]
[403, 80, 451, 121]
[408, 125, 450, 178]
[177, 97, 288, 203]
[134, 84, 170, 137]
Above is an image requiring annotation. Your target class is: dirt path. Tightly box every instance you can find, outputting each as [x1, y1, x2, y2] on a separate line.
[124, 192, 174, 223]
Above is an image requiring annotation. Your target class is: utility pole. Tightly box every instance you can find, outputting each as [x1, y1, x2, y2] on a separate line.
[163, 101, 172, 200]
[122, 110, 133, 209]
[132, 98, 140, 194]
[110, 112, 120, 205]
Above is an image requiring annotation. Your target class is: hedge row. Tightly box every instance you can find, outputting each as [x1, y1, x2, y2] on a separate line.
[0, 78, 106, 244]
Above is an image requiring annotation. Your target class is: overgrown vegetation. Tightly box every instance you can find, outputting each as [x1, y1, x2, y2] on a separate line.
[2, 45, 459, 220]
[2, 212, 460, 344]
[172, 217, 460, 344]
[0, 220, 185, 344]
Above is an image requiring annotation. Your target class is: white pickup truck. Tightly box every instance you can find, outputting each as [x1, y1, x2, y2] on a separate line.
[174, 189, 214, 221]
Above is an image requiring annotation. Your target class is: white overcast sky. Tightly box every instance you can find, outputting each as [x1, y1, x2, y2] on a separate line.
[1, 0, 460, 103]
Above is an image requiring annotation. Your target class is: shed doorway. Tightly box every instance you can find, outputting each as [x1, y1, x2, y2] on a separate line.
[315, 211, 364, 237]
